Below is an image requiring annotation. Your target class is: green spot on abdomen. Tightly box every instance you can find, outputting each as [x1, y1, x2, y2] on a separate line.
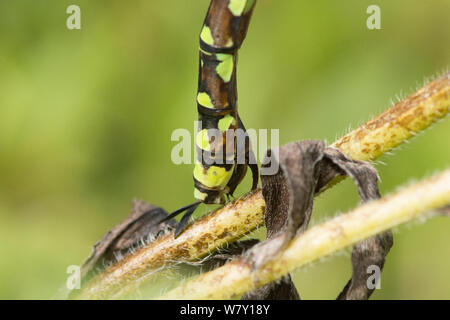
[228, 0, 246, 16]
[218, 114, 236, 131]
[194, 188, 208, 201]
[197, 92, 214, 109]
[196, 129, 211, 151]
[193, 164, 234, 189]
[215, 53, 234, 83]
[200, 26, 214, 45]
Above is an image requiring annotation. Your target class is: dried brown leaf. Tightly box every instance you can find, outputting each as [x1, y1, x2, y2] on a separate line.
[80, 199, 176, 283]
[242, 140, 393, 300]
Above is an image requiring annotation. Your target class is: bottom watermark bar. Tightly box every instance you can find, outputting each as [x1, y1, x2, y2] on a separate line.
[180, 303, 270, 317]
[0, 300, 441, 319]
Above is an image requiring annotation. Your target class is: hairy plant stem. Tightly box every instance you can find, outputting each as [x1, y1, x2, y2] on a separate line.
[161, 170, 450, 299]
[77, 73, 449, 299]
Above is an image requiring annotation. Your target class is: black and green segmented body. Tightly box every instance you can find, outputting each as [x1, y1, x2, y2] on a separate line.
[194, 0, 258, 205]
[162, 0, 258, 237]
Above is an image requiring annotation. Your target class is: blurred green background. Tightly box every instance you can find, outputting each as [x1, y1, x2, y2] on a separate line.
[0, 0, 449, 299]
